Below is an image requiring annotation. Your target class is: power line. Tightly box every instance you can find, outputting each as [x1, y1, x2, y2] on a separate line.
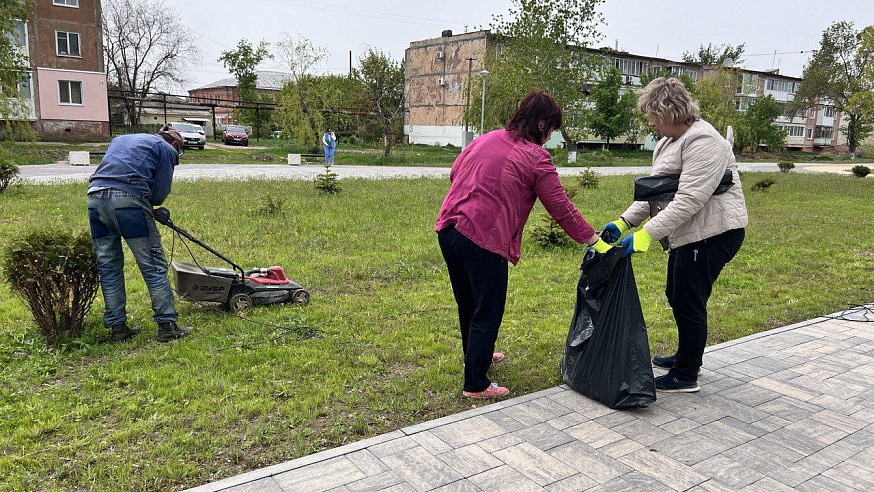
[251, 0, 471, 28]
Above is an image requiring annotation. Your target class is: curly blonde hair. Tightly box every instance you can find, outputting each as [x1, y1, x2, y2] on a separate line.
[637, 77, 700, 126]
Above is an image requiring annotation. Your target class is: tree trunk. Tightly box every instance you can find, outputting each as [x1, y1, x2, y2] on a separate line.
[561, 129, 577, 152]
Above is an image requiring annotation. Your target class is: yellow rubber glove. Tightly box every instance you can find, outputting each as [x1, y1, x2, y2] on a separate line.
[620, 228, 654, 257]
[590, 238, 613, 254]
[599, 218, 631, 243]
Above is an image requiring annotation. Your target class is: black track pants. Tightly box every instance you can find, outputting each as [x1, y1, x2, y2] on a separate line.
[438, 226, 508, 392]
[665, 228, 745, 382]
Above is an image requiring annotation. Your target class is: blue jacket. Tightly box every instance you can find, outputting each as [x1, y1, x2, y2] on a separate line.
[88, 133, 179, 206]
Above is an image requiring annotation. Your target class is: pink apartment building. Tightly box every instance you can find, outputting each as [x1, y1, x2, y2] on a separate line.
[11, 0, 109, 140]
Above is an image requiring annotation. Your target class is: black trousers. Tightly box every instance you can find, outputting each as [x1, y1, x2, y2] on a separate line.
[665, 228, 745, 382]
[438, 226, 508, 392]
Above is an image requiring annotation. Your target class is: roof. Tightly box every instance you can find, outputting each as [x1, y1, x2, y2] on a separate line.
[192, 71, 294, 91]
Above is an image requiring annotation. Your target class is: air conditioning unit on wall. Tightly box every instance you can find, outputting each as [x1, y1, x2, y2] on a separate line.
[437, 77, 446, 86]
[436, 50, 444, 59]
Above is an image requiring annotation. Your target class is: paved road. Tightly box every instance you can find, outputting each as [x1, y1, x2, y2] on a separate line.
[185, 306, 874, 492]
[18, 162, 867, 184]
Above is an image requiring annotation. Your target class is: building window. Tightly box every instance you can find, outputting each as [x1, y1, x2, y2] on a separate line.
[815, 126, 834, 139]
[766, 79, 798, 93]
[53, 0, 79, 7]
[614, 58, 648, 76]
[18, 72, 33, 100]
[824, 106, 836, 117]
[56, 31, 80, 56]
[58, 80, 83, 105]
[806, 129, 812, 139]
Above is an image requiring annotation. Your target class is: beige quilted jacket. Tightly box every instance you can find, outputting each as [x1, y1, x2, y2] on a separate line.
[622, 119, 748, 249]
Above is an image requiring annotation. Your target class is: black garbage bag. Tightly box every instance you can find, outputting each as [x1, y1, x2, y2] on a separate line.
[633, 170, 734, 202]
[561, 247, 656, 409]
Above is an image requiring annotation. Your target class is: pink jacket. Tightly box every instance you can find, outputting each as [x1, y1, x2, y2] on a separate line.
[435, 129, 596, 265]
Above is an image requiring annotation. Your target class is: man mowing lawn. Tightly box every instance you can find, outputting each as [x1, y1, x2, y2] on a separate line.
[86, 128, 193, 343]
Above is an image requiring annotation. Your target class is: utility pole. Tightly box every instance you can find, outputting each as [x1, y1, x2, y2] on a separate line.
[465, 57, 474, 132]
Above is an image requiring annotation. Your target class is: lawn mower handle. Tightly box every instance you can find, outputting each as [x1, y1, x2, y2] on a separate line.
[152, 207, 246, 277]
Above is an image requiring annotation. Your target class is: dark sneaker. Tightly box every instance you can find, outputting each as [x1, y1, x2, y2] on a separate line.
[652, 354, 676, 369]
[652, 354, 702, 375]
[109, 324, 141, 342]
[655, 374, 700, 393]
[156, 322, 192, 343]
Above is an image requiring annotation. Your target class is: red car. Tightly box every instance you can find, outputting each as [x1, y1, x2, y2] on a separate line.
[222, 125, 249, 146]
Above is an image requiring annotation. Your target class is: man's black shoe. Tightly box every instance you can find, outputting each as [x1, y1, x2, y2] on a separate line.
[652, 354, 703, 375]
[109, 323, 141, 342]
[156, 322, 192, 343]
[655, 374, 700, 393]
[652, 354, 677, 369]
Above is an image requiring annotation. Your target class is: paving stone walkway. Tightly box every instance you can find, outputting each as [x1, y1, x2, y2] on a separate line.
[186, 307, 874, 492]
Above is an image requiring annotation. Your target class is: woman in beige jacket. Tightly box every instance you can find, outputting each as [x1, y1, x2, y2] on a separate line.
[600, 77, 748, 393]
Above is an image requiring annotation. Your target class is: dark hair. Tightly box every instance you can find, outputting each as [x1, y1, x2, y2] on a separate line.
[506, 89, 562, 144]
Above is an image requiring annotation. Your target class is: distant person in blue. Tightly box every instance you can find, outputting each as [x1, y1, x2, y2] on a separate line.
[322, 128, 337, 165]
[87, 127, 192, 343]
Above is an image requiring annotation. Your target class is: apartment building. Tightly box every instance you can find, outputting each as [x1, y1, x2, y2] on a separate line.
[405, 30, 846, 152]
[10, 0, 109, 140]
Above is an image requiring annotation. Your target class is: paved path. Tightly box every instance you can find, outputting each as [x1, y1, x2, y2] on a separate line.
[185, 306, 874, 492]
[18, 162, 870, 184]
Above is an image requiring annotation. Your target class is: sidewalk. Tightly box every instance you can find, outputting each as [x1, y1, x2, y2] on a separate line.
[185, 306, 874, 492]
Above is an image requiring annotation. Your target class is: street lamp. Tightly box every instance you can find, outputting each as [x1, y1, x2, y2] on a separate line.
[480, 69, 490, 135]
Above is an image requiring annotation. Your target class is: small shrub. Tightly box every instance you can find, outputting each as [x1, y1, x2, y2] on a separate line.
[2, 231, 100, 347]
[590, 148, 613, 161]
[314, 164, 342, 195]
[0, 147, 20, 193]
[851, 165, 871, 178]
[751, 177, 777, 192]
[253, 194, 285, 216]
[529, 212, 574, 248]
[551, 147, 569, 165]
[578, 166, 599, 189]
[812, 154, 834, 161]
[777, 160, 795, 173]
[252, 152, 278, 162]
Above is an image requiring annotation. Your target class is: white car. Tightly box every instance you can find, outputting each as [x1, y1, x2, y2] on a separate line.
[167, 122, 206, 150]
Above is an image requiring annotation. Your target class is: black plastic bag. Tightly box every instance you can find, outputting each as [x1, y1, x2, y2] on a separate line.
[633, 170, 734, 202]
[561, 247, 656, 409]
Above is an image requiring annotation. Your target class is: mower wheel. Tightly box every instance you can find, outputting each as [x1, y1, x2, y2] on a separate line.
[292, 289, 310, 305]
[228, 293, 253, 312]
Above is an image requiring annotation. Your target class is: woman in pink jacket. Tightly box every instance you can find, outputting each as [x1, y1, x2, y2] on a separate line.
[435, 89, 612, 399]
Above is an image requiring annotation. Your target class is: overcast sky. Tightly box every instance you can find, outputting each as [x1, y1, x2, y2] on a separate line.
[174, 0, 874, 92]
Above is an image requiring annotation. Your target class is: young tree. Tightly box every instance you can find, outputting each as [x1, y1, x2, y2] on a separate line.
[218, 40, 273, 137]
[102, 0, 199, 126]
[354, 49, 404, 157]
[692, 68, 739, 139]
[275, 33, 328, 151]
[734, 95, 786, 154]
[682, 43, 746, 65]
[587, 67, 636, 148]
[489, 0, 605, 150]
[0, 0, 34, 141]
[792, 22, 874, 157]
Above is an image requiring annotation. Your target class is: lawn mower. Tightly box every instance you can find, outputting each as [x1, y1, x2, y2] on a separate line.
[153, 207, 310, 311]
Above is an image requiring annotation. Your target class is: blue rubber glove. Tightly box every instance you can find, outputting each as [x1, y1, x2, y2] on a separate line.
[599, 218, 630, 243]
[620, 229, 654, 257]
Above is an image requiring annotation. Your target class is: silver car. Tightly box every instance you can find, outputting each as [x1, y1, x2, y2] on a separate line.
[168, 122, 206, 150]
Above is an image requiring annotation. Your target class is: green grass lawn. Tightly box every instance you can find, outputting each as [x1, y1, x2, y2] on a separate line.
[1, 173, 873, 491]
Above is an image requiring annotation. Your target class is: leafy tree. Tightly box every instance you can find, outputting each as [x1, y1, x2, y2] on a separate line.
[734, 95, 786, 154]
[0, 0, 34, 142]
[353, 49, 405, 157]
[275, 33, 329, 151]
[587, 66, 636, 147]
[218, 40, 273, 137]
[792, 22, 874, 157]
[103, 0, 199, 125]
[692, 69, 739, 139]
[683, 43, 746, 65]
[488, 0, 606, 150]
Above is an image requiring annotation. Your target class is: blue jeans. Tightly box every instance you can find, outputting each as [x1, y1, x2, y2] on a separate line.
[87, 189, 176, 327]
[324, 145, 335, 164]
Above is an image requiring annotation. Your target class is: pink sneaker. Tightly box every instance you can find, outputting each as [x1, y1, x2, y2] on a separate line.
[492, 352, 505, 364]
[463, 383, 510, 399]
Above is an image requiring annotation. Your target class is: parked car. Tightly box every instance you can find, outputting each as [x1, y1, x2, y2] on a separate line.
[167, 122, 206, 149]
[222, 125, 249, 146]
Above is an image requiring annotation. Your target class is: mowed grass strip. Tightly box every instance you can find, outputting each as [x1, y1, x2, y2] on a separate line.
[0, 173, 871, 491]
